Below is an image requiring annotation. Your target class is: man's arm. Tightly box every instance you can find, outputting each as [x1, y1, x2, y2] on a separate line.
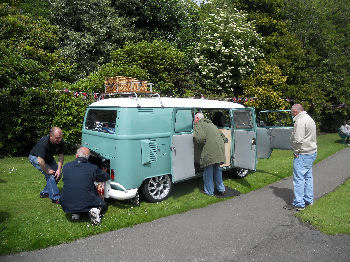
[37, 157, 55, 175]
[95, 167, 110, 182]
[291, 120, 305, 156]
[193, 124, 206, 144]
[55, 153, 64, 180]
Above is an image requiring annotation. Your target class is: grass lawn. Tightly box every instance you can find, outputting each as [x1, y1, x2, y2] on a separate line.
[296, 178, 350, 235]
[0, 133, 348, 255]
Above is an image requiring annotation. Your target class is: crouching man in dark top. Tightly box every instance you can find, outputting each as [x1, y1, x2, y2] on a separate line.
[60, 147, 110, 225]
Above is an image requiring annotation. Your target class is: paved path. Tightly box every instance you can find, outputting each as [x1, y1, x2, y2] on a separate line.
[2, 148, 350, 262]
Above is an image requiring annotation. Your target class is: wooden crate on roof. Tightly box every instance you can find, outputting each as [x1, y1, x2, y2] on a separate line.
[105, 76, 150, 93]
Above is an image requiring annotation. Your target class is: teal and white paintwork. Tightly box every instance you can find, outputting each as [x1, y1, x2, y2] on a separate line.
[81, 97, 292, 202]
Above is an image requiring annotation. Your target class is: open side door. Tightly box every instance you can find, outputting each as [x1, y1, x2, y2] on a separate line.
[171, 108, 195, 182]
[256, 110, 293, 158]
[232, 108, 257, 171]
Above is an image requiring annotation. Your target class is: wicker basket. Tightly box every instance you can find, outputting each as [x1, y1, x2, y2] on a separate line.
[105, 76, 149, 93]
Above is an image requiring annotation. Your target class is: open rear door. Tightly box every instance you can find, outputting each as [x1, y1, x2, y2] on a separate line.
[232, 108, 257, 171]
[171, 108, 195, 182]
[256, 110, 293, 158]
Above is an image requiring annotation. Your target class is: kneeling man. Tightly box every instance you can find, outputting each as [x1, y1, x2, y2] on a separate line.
[61, 147, 110, 225]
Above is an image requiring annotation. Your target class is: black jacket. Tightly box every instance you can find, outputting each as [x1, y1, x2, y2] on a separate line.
[61, 157, 110, 213]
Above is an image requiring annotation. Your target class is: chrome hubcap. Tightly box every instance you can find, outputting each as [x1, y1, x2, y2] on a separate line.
[147, 175, 171, 200]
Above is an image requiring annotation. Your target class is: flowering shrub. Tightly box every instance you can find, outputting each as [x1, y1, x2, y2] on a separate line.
[195, 1, 264, 95]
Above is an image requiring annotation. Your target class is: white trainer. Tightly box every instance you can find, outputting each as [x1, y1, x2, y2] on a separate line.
[71, 213, 80, 220]
[89, 208, 101, 225]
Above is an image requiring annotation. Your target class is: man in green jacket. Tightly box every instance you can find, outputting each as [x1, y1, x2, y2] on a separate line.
[194, 112, 226, 196]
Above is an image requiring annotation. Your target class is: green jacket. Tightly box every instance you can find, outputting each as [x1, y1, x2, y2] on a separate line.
[194, 118, 226, 168]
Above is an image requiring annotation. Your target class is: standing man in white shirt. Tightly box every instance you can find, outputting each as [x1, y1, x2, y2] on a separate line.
[284, 104, 317, 211]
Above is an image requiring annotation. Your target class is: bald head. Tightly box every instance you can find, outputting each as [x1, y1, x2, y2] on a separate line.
[49, 127, 63, 144]
[195, 112, 204, 124]
[291, 104, 304, 117]
[76, 147, 90, 159]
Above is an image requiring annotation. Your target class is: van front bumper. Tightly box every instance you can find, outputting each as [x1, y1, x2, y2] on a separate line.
[104, 181, 138, 200]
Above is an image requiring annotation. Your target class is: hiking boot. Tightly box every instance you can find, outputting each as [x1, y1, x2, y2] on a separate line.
[40, 192, 49, 198]
[283, 204, 305, 211]
[89, 208, 101, 225]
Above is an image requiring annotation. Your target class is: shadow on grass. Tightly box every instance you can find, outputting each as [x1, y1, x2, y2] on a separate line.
[170, 172, 247, 199]
[171, 176, 201, 199]
[0, 178, 6, 183]
[105, 198, 137, 209]
[269, 185, 293, 204]
[336, 138, 349, 145]
[0, 212, 10, 224]
[223, 171, 252, 189]
[101, 166, 291, 206]
[256, 169, 288, 180]
[63, 212, 91, 223]
[0, 212, 11, 233]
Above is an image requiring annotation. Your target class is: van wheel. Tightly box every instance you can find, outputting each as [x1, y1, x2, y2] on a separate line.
[234, 168, 249, 178]
[141, 175, 172, 202]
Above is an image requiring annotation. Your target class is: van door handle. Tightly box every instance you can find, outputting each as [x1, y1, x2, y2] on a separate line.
[171, 146, 176, 155]
[251, 138, 256, 145]
[251, 138, 256, 150]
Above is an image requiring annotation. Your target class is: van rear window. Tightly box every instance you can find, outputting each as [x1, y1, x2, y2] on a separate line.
[234, 111, 253, 129]
[85, 109, 117, 134]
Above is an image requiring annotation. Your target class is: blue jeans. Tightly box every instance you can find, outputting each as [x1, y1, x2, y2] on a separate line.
[203, 163, 225, 196]
[292, 152, 317, 208]
[28, 155, 61, 201]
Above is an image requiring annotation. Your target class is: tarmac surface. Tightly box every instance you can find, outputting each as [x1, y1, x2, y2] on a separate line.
[2, 147, 350, 262]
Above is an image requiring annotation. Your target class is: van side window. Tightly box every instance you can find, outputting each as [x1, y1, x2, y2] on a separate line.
[174, 109, 193, 133]
[85, 109, 117, 134]
[257, 111, 293, 127]
[234, 111, 253, 129]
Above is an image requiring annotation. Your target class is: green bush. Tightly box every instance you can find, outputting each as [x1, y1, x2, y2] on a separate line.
[0, 4, 77, 89]
[72, 40, 198, 97]
[0, 86, 91, 157]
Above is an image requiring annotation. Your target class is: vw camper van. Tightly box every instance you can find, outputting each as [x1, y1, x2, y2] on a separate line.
[82, 94, 292, 203]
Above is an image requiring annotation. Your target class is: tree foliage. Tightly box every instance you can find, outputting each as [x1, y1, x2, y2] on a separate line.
[0, 3, 76, 89]
[49, 0, 133, 77]
[111, 0, 200, 50]
[195, 0, 264, 96]
[73, 40, 198, 97]
[1, 0, 350, 156]
[0, 4, 85, 156]
[228, 0, 326, 122]
[283, 0, 350, 130]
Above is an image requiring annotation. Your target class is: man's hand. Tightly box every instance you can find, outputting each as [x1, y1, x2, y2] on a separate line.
[54, 170, 62, 181]
[47, 168, 56, 175]
[96, 182, 105, 199]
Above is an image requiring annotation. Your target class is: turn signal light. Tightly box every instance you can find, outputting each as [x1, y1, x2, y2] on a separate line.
[110, 169, 115, 180]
